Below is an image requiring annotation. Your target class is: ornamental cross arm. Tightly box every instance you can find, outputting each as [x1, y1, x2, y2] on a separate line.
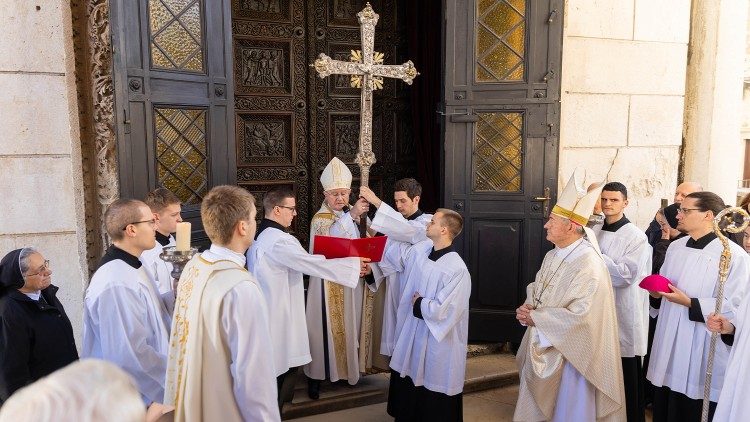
[371, 61, 419, 85]
[313, 55, 420, 87]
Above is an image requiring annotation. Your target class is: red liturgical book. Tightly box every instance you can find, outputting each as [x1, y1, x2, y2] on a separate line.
[313, 235, 388, 262]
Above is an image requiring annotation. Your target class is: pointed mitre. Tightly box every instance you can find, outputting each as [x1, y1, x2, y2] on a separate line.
[320, 157, 353, 191]
[551, 168, 604, 226]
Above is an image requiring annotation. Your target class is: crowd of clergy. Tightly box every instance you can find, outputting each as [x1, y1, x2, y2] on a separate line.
[2, 158, 750, 422]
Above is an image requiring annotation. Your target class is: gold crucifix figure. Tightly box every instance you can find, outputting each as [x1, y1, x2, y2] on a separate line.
[312, 2, 419, 373]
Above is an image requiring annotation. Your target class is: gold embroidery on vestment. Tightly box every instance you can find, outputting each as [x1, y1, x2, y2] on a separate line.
[312, 212, 349, 377]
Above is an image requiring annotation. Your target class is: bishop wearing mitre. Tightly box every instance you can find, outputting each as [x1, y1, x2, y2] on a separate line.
[514, 169, 626, 421]
[304, 157, 374, 399]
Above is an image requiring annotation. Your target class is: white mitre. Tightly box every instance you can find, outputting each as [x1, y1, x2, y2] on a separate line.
[551, 168, 605, 252]
[320, 157, 353, 191]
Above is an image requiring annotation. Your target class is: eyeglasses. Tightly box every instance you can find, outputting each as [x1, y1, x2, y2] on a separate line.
[325, 191, 350, 199]
[25, 260, 50, 278]
[122, 219, 156, 231]
[276, 205, 297, 212]
[677, 208, 703, 215]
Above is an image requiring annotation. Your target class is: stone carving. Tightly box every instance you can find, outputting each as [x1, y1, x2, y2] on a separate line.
[246, 121, 286, 157]
[71, 0, 119, 269]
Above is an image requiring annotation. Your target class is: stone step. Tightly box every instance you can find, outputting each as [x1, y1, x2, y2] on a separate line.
[281, 352, 518, 420]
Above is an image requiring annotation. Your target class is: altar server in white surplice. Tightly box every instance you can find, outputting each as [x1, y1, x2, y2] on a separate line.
[375, 208, 470, 421]
[140, 187, 183, 318]
[164, 186, 279, 422]
[646, 191, 750, 422]
[359, 180, 432, 356]
[304, 157, 373, 399]
[595, 182, 652, 422]
[707, 277, 750, 421]
[246, 187, 368, 407]
[514, 169, 625, 422]
[83, 199, 171, 405]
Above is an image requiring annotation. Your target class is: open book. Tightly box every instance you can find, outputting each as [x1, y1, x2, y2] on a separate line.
[312, 235, 388, 262]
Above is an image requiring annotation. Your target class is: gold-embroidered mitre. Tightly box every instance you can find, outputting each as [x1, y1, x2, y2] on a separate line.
[320, 157, 353, 191]
[551, 168, 604, 226]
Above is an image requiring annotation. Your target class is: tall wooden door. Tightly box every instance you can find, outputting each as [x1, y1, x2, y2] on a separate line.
[231, 0, 414, 244]
[444, 0, 563, 342]
[111, 0, 236, 245]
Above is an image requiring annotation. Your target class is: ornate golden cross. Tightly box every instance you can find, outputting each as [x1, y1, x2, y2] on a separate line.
[313, 2, 419, 187]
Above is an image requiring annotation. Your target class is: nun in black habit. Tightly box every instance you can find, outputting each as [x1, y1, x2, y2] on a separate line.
[0, 248, 78, 403]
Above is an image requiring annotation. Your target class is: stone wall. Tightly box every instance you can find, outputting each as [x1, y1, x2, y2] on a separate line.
[0, 2, 88, 346]
[559, 0, 690, 228]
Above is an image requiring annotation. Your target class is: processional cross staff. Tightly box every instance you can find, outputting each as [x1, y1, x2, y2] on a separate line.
[312, 2, 418, 370]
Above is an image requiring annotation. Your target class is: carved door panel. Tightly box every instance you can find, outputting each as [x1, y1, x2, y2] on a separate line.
[231, 0, 311, 238]
[111, 0, 236, 246]
[444, 0, 563, 342]
[306, 0, 414, 237]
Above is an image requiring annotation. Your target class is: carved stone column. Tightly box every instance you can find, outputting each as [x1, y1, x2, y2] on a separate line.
[682, 0, 749, 202]
[70, 0, 119, 272]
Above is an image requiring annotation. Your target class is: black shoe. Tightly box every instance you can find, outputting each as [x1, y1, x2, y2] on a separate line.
[307, 379, 320, 400]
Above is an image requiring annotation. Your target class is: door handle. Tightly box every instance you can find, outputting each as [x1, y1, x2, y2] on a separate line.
[532, 187, 551, 217]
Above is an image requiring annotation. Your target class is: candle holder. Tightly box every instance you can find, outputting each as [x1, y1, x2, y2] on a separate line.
[160, 246, 199, 293]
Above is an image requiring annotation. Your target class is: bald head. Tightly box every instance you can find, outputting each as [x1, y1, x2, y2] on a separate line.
[674, 181, 702, 204]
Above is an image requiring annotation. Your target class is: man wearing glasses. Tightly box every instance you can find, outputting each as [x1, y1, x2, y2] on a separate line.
[645, 191, 750, 421]
[82, 198, 171, 406]
[246, 186, 369, 408]
[140, 187, 183, 319]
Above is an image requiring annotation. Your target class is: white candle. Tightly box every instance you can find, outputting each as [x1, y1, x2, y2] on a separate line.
[176, 222, 191, 251]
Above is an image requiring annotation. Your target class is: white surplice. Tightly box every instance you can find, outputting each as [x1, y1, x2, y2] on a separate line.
[715, 284, 750, 421]
[368, 202, 431, 355]
[304, 204, 367, 384]
[194, 244, 280, 422]
[246, 223, 361, 376]
[140, 234, 176, 319]
[378, 240, 471, 396]
[595, 220, 652, 357]
[647, 235, 750, 401]
[82, 249, 171, 405]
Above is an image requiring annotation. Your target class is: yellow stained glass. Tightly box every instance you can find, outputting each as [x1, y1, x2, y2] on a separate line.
[476, 0, 526, 83]
[155, 107, 208, 204]
[473, 112, 523, 192]
[149, 0, 204, 72]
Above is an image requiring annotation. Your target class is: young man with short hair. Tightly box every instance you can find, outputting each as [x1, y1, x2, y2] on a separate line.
[359, 180, 433, 357]
[647, 191, 750, 421]
[82, 198, 171, 405]
[246, 187, 369, 407]
[376, 208, 471, 420]
[141, 187, 182, 315]
[596, 181, 652, 422]
[164, 185, 279, 421]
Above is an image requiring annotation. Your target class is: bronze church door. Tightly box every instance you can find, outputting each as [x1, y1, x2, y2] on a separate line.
[111, 0, 236, 244]
[111, 0, 413, 246]
[444, 0, 562, 342]
[231, 0, 414, 244]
